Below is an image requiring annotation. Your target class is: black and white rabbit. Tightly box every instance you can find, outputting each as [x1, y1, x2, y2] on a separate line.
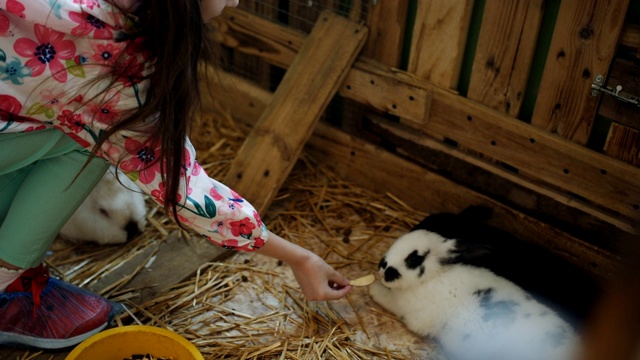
[410, 206, 601, 326]
[369, 206, 592, 360]
[59, 167, 147, 245]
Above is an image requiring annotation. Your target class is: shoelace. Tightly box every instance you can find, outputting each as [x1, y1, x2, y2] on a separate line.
[6, 264, 50, 317]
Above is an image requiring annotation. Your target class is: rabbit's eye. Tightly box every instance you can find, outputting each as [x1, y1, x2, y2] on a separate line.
[99, 208, 110, 218]
[405, 250, 429, 269]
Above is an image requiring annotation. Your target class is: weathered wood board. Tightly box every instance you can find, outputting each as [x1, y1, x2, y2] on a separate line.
[467, 0, 544, 117]
[363, 0, 409, 67]
[407, 0, 475, 89]
[605, 124, 640, 167]
[530, 0, 630, 144]
[223, 10, 368, 214]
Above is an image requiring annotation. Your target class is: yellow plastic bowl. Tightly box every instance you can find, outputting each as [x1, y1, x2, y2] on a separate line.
[66, 325, 204, 360]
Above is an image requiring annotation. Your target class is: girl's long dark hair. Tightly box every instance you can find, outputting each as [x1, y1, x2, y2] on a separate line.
[96, 0, 217, 226]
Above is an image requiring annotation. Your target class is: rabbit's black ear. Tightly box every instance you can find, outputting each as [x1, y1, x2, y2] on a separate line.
[457, 205, 492, 223]
[410, 212, 460, 238]
[441, 240, 496, 266]
[411, 205, 492, 239]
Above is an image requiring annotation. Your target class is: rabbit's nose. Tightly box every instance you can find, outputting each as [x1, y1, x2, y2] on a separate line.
[125, 221, 141, 240]
[384, 267, 401, 282]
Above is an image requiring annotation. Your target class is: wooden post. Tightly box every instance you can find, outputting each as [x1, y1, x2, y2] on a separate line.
[223, 10, 368, 214]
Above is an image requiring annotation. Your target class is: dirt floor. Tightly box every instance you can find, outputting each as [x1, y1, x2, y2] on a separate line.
[0, 113, 440, 359]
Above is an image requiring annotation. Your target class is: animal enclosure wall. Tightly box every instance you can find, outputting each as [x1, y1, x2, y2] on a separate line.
[202, 0, 640, 283]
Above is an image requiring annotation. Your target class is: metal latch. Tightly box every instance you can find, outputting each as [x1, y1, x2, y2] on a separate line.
[591, 75, 640, 107]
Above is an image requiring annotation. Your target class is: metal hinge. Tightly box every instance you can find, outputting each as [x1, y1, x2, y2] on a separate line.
[591, 75, 640, 107]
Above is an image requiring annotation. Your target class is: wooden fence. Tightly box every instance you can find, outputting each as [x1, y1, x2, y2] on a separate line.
[204, 0, 640, 281]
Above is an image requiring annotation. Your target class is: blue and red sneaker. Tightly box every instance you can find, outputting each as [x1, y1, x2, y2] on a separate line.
[0, 264, 123, 349]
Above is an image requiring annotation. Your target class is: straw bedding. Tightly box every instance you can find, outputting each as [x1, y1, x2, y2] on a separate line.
[42, 111, 439, 359]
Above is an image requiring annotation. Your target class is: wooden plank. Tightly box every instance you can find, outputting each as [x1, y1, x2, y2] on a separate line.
[205, 69, 637, 247]
[530, 0, 630, 144]
[598, 59, 640, 131]
[305, 122, 621, 282]
[112, 233, 229, 304]
[87, 232, 230, 304]
[365, 115, 638, 244]
[467, 0, 544, 117]
[223, 10, 368, 214]
[407, 0, 475, 89]
[427, 85, 640, 221]
[342, 61, 640, 221]
[605, 123, 640, 167]
[363, 0, 409, 67]
[211, 9, 304, 70]
[339, 58, 433, 123]
[207, 10, 640, 223]
[619, 23, 640, 49]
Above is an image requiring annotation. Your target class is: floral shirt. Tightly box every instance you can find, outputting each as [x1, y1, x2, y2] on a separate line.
[0, 0, 268, 252]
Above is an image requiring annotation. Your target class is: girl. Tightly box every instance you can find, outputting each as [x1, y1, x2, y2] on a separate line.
[0, 0, 352, 349]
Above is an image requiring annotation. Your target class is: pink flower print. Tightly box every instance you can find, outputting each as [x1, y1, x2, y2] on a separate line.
[253, 211, 263, 228]
[151, 182, 168, 205]
[191, 161, 202, 176]
[24, 124, 48, 132]
[253, 237, 265, 248]
[6, 0, 25, 18]
[39, 88, 67, 112]
[182, 149, 192, 169]
[98, 141, 123, 163]
[14, 24, 76, 83]
[119, 138, 161, 184]
[0, 94, 23, 122]
[54, 124, 91, 148]
[69, 12, 113, 39]
[90, 42, 122, 66]
[229, 217, 256, 237]
[176, 214, 193, 227]
[212, 218, 230, 237]
[220, 239, 239, 250]
[237, 237, 264, 251]
[0, 94, 22, 114]
[114, 55, 145, 87]
[89, 91, 121, 125]
[73, 0, 100, 10]
[0, 12, 9, 35]
[217, 200, 242, 220]
[57, 109, 85, 134]
[209, 186, 223, 201]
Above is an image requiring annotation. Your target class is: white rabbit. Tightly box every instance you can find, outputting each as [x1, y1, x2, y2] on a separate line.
[369, 227, 579, 360]
[60, 167, 147, 245]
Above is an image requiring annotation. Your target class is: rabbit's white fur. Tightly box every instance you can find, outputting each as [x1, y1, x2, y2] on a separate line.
[369, 230, 578, 360]
[60, 167, 147, 245]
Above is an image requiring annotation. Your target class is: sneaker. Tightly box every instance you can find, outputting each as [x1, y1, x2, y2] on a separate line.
[0, 264, 124, 349]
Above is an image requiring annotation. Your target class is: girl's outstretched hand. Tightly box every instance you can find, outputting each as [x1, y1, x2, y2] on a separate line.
[256, 232, 352, 301]
[289, 250, 352, 301]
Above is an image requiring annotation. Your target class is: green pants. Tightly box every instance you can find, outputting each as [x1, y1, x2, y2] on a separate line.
[0, 128, 109, 268]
